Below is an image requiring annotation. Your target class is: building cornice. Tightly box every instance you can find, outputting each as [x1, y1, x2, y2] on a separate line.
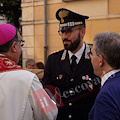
[21, 14, 120, 25]
[21, 0, 62, 7]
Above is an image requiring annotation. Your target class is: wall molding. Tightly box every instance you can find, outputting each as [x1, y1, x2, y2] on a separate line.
[21, 14, 120, 25]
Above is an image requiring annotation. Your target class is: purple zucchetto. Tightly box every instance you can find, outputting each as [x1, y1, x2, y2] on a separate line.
[0, 24, 16, 45]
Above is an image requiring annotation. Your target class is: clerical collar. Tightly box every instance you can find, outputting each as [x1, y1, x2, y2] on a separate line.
[101, 69, 120, 87]
[68, 42, 85, 64]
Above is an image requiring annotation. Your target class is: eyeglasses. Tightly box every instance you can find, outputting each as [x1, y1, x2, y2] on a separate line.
[58, 28, 80, 36]
[18, 40, 25, 47]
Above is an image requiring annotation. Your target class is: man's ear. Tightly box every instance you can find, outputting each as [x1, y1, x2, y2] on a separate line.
[99, 55, 104, 67]
[80, 28, 86, 38]
[11, 42, 17, 53]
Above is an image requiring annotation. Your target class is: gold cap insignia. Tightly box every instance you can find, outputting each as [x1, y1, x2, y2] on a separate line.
[58, 10, 69, 23]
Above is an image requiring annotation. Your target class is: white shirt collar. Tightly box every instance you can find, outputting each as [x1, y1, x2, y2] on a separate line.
[101, 69, 120, 87]
[68, 42, 85, 64]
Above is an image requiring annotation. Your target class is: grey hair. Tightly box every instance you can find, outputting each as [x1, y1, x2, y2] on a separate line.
[94, 32, 120, 69]
[25, 59, 35, 67]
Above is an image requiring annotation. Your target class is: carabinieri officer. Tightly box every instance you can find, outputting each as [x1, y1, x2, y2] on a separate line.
[42, 8, 101, 120]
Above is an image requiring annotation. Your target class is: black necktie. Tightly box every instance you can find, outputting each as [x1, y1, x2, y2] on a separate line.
[71, 55, 77, 73]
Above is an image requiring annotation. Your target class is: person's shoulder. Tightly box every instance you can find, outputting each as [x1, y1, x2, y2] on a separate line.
[17, 69, 36, 76]
[8, 70, 37, 84]
[49, 49, 64, 56]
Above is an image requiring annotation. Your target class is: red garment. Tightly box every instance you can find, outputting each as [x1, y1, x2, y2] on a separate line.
[0, 55, 23, 72]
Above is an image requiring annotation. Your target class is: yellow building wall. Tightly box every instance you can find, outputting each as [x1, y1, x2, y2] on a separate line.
[109, 0, 120, 14]
[21, 0, 120, 68]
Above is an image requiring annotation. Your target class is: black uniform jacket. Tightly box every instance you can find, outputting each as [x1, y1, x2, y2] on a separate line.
[42, 43, 101, 120]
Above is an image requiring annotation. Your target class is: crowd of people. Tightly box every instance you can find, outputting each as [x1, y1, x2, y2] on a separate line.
[0, 7, 120, 120]
[25, 59, 44, 81]
[25, 59, 44, 69]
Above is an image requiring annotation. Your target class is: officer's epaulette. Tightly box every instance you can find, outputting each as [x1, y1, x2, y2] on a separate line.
[85, 44, 91, 60]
